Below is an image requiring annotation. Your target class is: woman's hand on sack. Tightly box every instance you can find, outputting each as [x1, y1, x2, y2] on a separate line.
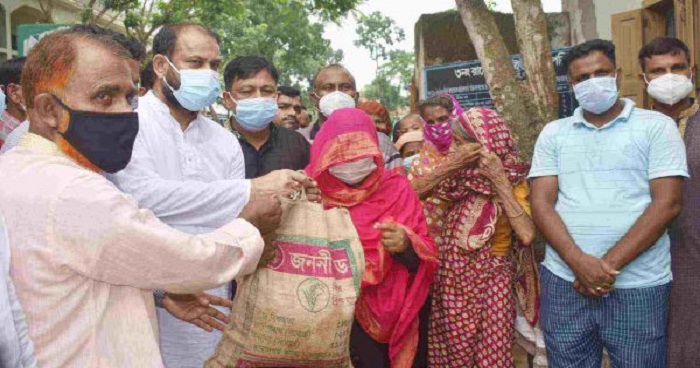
[162, 292, 232, 332]
[375, 222, 410, 254]
[240, 197, 282, 235]
[447, 143, 481, 170]
[478, 151, 508, 185]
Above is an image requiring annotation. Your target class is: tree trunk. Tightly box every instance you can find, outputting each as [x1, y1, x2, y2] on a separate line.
[512, 0, 559, 136]
[455, 0, 534, 162]
[456, 0, 556, 268]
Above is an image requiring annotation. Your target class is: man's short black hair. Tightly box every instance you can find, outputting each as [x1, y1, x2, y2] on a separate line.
[0, 57, 27, 86]
[563, 39, 616, 74]
[69, 24, 146, 61]
[278, 86, 301, 98]
[418, 96, 454, 117]
[140, 60, 155, 91]
[152, 22, 221, 59]
[0, 57, 26, 104]
[638, 37, 690, 71]
[223, 56, 280, 91]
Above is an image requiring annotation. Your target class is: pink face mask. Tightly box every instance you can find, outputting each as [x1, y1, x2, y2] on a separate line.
[423, 119, 452, 153]
[422, 94, 463, 154]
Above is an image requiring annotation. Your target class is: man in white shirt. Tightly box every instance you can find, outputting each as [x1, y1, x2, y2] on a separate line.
[0, 27, 280, 368]
[108, 22, 316, 368]
[0, 210, 35, 368]
[0, 120, 27, 154]
[297, 106, 313, 142]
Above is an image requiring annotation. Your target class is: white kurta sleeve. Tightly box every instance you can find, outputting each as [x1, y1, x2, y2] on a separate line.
[0, 212, 36, 368]
[108, 131, 251, 229]
[50, 174, 264, 294]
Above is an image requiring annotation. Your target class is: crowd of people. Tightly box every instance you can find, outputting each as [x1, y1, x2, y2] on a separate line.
[0, 20, 697, 368]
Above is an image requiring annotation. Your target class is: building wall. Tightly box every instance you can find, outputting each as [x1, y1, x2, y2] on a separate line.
[561, 0, 645, 43]
[1, 0, 124, 60]
[562, 0, 599, 44]
[593, 0, 644, 40]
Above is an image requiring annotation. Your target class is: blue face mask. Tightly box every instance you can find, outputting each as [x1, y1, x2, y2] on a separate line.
[233, 97, 279, 132]
[0, 88, 6, 112]
[573, 75, 618, 115]
[402, 154, 418, 171]
[163, 58, 221, 112]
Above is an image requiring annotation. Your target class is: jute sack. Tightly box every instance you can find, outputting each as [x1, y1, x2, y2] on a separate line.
[206, 196, 364, 368]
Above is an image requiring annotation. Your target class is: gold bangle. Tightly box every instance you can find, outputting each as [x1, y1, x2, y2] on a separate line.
[506, 209, 525, 218]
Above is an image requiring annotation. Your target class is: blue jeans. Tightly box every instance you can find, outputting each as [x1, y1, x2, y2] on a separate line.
[540, 267, 670, 368]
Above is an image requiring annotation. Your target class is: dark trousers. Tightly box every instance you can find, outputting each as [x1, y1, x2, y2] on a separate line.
[349, 296, 432, 368]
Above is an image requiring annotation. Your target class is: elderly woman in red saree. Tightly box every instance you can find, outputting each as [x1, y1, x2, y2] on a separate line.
[357, 100, 392, 136]
[305, 108, 438, 368]
[410, 107, 538, 367]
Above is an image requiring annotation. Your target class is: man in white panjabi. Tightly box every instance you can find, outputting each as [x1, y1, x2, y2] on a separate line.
[0, 210, 35, 368]
[0, 28, 282, 367]
[108, 22, 316, 368]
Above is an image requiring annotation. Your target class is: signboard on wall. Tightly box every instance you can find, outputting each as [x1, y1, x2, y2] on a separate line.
[17, 24, 72, 57]
[423, 48, 578, 119]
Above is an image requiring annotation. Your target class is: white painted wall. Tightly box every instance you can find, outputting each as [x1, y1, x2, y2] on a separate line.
[593, 0, 644, 40]
[1, 0, 124, 59]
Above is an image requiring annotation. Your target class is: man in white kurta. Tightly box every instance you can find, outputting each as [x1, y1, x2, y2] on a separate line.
[0, 29, 275, 367]
[0, 210, 35, 368]
[109, 90, 253, 367]
[108, 23, 312, 367]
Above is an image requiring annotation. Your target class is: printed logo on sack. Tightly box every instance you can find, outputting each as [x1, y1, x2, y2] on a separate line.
[297, 278, 330, 313]
[268, 240, 355, 279]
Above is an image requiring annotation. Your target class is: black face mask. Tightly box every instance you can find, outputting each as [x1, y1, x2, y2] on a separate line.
[52, 95, 139, 173]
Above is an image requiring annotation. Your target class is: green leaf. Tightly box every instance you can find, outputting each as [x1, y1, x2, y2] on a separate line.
[354, 11, 405, 64]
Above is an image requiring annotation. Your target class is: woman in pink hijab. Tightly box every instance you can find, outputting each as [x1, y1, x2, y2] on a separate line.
[408, 94, 472, 240]
[306, 108, 438, 368]
[419, 94, 463, 154]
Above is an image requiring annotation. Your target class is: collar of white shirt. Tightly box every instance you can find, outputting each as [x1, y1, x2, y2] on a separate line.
[141, 91, 208, 134]
[19, 132, 66, 157]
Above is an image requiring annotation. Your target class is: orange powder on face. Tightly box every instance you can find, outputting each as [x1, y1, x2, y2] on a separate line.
[22, 32, 128, 173]
[23, 39, 75, 109]
[56, 137, 102, 173]
[22, 31, 121, 172]
[55, 109, 102, 173]
[36, 50, 100, 172]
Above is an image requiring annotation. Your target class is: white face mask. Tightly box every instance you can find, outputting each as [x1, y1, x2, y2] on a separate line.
[645, 73, 694, 106]
[318, 91, 356, 118]
[0, 88, 6, 113]
[329, 157, 377, 185]
[573, 76, 619, 115]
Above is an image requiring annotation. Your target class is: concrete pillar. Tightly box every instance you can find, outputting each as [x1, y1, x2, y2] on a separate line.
[562, 0, 600, 44]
